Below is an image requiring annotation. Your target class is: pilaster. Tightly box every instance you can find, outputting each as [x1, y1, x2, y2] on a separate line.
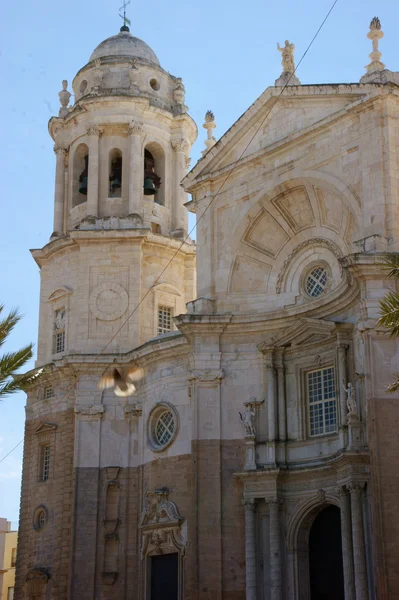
[243, 499, 257, 600]
[86, 126, 101, 217]
[128, 120, 144, 219]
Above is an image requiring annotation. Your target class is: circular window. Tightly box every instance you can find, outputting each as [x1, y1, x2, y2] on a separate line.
[149, 78, 160, 91]
[305, 266, 328, 298]
[79, 80, 88, 94]
[148, 402, 179, 452]
[33, 506, 48, 531]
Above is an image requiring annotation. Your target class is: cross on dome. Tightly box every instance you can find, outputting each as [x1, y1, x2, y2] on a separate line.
[119, 0, 131, 32]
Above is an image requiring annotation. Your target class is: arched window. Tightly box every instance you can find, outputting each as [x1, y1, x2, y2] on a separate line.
[108, 148, 122, 198]
[144, 143, 165, 206]
[72, 143, 89, 207]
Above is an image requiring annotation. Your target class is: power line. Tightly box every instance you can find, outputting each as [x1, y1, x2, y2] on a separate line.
[0, 0, 340, 465]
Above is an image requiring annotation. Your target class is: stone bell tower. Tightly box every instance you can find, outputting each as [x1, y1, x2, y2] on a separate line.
[35, 24, 197, 362]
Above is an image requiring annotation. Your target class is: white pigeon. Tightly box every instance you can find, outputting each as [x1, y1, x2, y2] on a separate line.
[98, 365, 143, 397]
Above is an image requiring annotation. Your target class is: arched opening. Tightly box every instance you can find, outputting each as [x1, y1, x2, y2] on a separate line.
[72, 143, 89, 207]
[309, 505, 344, 599]
[144, 143, 165, 206]
[108, 148, 122, 198]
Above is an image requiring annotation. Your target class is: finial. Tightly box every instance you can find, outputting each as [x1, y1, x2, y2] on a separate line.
[58, 80, 71, 118]
[275, 40, 300, 86]
[364, 16, 385, 74]
[119, 0, 131, 32]
[202, 110, 216, 156]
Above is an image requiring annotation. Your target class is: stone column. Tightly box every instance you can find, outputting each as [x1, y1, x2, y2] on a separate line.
[86, 126, 101, 217]
[53, 145, 67, 235]
[265, 351, 277, 463]
[268, 498, 282, 600]
[171, 138, 189, 236]
[243, 499, 257, 600]
[339, 486, 355, 600]
[128, 120, 144, 217]
[337, 343, 348, 427]
[349, 484, 369, 600]
[276, 351, 286, 442]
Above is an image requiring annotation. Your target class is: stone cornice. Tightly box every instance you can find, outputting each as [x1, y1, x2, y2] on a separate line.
[31, 230, 195, 266]
[234, 450, 370, 484]
[341, 251, 396, 280]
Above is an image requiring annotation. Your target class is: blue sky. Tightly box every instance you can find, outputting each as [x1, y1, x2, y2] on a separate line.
[0, 0, 398, 521]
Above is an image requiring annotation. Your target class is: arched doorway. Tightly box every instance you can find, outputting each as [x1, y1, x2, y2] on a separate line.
[309, 505, 344, 599]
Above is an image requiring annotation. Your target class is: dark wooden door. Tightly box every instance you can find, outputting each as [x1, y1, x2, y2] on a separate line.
[309, 505, 345, 599]
[150, 553, 178, 600]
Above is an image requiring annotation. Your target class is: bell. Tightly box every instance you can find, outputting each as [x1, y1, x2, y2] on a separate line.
[144, 177, 157, 195]
[79, 176, 88, 195]
[110, 177, 121, 191]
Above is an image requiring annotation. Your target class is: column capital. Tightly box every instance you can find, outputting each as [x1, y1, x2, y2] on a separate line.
[128, 120, 144, 135]
[242, 498, 255, 510]
[53, 144, 68, 155]
[337, 485, 350, 498]
[171, 138, 189, 153]
[86, 125, 102, 137]
[266, 496, 283, 506]
[349, 482, 366, 495]
[337, 342, 349, 351]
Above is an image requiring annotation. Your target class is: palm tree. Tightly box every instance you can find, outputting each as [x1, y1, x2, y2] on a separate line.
[378, 254, 399, 393]
[0, 305, 34, 399]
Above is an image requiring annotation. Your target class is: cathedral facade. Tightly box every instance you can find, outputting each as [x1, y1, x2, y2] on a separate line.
[15, 18, 399, 600]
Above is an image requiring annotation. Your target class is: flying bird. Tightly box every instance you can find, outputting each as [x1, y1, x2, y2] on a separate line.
[99, 365, 143, 397]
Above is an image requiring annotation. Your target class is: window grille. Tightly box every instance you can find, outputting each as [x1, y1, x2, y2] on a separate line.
[55, 331, 65, 353]
[307, 366, 337, 436]
[155, 411, 175, 447]
[44, 386, 53, 400]
[158, 306, 172, 335]
[305, 266, 328, 297]
[40, 445, 50, 481]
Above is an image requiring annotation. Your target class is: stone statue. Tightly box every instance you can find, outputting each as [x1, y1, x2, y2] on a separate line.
[343, 381, 358, 416]
[239, 405, 256, 437]
[55, 309, 65, 330]
[277, 40, 295, 73]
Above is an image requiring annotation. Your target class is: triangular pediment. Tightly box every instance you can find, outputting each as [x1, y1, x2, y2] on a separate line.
[258, 318, 336, 351]
[184, 85, 367, 191]
[35, 422, 57, 434]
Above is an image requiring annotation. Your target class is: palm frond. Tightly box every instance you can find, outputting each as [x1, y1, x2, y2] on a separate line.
[0, 345, 33, 379]
[0, 305, 22, 348]
[378, 291, 399, 337]
[380, 254, 399, 279]
[386, 373, 399, 394]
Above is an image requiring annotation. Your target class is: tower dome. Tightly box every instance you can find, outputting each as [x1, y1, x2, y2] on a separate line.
[89, 29, 160, 66]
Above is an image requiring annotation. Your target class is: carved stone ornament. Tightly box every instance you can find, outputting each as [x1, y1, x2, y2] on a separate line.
[276, 238, 342, 293]
[53, 144, 68, 155]
[86, 125, 102, 137]
[173, 78, 186, 105]
[185, 156, 192, 170]
[140, 488, 185, 559]
[25, 568, 50, 595]
[75, 405, 105, 417]
[92, 60, 104, 88]
[171, 138, 189, 153]
[124, 404, 143, 417]
[317, 489, 326, 504]
[188, 369, 224, 382]
[128, 120, 144, 135]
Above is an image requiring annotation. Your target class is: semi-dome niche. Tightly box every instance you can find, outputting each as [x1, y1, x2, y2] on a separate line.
[224, 178, 361, 314]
